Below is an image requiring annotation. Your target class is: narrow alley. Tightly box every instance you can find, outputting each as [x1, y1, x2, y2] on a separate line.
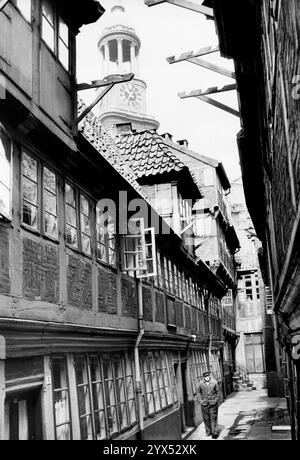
[187, 390, 291, 441]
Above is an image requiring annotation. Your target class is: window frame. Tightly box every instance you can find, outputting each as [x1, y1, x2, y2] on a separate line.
[41, 0, 71, 72]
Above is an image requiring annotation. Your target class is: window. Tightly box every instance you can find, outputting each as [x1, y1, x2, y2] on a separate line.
[22, 152, 38, 230]
[51, 356, 72, 440]
[80, 195, 91, 255]
[15, 0, 32, 21]
[163, 257, 169, 292]
[42, 0, 70, 70]
[245, 333, 265, 373]
[96, 204, 116, 266]
[0, 127, 12, 220]
[190, 351, 208, 394]
[43, 167, 58, 238]
[65, 183, 78, 248]
[122, 218, 156, 279]
[141, 351, 174, 416]
[22, 152, 59, 238]
[74, 355, 94, 440]
[74, 352, 136, 440]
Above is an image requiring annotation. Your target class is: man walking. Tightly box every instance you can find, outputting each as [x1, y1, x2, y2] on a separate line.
[198, 369, 220, 439]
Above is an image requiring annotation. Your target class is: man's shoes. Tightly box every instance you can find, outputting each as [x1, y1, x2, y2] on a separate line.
[212, 433, 218, 439]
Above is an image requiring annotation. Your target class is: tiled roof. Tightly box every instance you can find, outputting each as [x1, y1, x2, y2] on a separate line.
[77, 100, 148, 200]
[115, 130, 188, 178]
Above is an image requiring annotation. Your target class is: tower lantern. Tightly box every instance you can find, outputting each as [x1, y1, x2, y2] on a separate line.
[97, 1, 159, 134]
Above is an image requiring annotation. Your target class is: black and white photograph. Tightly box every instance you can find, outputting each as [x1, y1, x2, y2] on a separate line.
[0, 0, 299, 445]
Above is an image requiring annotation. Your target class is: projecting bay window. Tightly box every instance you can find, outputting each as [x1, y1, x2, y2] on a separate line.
[42, 0, 70, 71]
[51, 356, 72, 440]
[96, 204, 116, 267]
[89, 355, 106, 440]
[0, 127, 12, 221]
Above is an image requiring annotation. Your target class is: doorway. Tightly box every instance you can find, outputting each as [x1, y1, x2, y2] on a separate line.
[5, 388, 43, 440]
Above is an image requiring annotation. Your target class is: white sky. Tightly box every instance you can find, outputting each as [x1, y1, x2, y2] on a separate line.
[76, 0, 242, 182]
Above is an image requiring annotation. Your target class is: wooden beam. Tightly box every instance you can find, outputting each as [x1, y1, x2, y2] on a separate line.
[187, 57, 236, 79]
[145, 0, 214, 18]
[178, 83, 237, 98]
[77, 73, 134, 91]
[77, 84, 114, 124]
[167, 46, 219, 64]
[0, 0, 9, 11]
[196, 95, 240, 117]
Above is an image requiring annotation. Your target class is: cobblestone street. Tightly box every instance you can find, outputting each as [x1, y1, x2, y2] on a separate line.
[187, 390, 291, 441]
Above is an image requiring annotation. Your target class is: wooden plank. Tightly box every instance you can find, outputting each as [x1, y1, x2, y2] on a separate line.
[187, 57, 236, 79]
[179, 83, 237, 98]
[77, 84, 114, 124]
[77, 72, 134, 91]
[0, 0, 9, 11]
[145, 0, 214, 17]
[167, 46, 219, 64]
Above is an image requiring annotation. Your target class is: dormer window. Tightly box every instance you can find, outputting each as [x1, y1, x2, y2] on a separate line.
[42, 0, 70, 71]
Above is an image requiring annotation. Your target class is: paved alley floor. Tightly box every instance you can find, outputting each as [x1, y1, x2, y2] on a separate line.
[187, 389, 291, 441]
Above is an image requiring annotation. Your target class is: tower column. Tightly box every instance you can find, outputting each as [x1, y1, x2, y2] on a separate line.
[130, 43, 136, 75]
[117, 39, 123, 74]
[99, 46, 105, 78]
[104, 42, 110, 75]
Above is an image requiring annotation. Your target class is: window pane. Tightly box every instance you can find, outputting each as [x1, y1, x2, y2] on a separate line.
[66, 205, 76, 227]
[44, 167, 56, 193]
[66, 225, 78, 247]
[44, 189, 56, 215]
[65, 184, 75, 206]
[23, 153, 37, 181]
[42, 0, 54, 50]
[15, 0, 31, 21]
[44, 212, 58, 238]
[23, 202, 38, 229]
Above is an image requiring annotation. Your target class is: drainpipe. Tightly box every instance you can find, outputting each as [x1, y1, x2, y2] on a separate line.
[134, 278, 144, 439]
[0, 335, 6, 440]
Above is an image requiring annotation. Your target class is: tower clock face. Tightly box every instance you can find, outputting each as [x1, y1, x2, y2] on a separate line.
[120, 84, 142, 107]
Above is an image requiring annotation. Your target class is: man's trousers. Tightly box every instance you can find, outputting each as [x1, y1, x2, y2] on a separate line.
[201, 403, 218, 435]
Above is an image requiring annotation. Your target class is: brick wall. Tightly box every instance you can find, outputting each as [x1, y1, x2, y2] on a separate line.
[155, 291, 165, 324]
[121, 276, 137, 318]
[143, 286, 153, 322]
[23, 237, 59, 303]
[98, 266, 117, 314]
[175, 300, 184, 328]
[0, 226, 10, 294]
[67, 254, 92, 310]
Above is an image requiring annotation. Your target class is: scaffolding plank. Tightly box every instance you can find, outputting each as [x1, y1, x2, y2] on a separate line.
[77, 84, 114, 124]
[196, 95, 240, 117]
[77, 73, 134, 91]
[179, 83, 237, 98]
[167, 46, 219, 64]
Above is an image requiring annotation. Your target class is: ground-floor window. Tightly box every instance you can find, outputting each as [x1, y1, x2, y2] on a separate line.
[51, 356, 72, 440]
[244, 333, 265, 373]
[210, 351, 222, 382]
[190, 350, 209, 393]
[73, 352, 137, 440]
[141, 351, 176, 417]
[4, 389, 43, 440]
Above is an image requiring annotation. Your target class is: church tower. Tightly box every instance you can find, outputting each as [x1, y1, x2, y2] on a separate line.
[97, 1, 160, 134]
